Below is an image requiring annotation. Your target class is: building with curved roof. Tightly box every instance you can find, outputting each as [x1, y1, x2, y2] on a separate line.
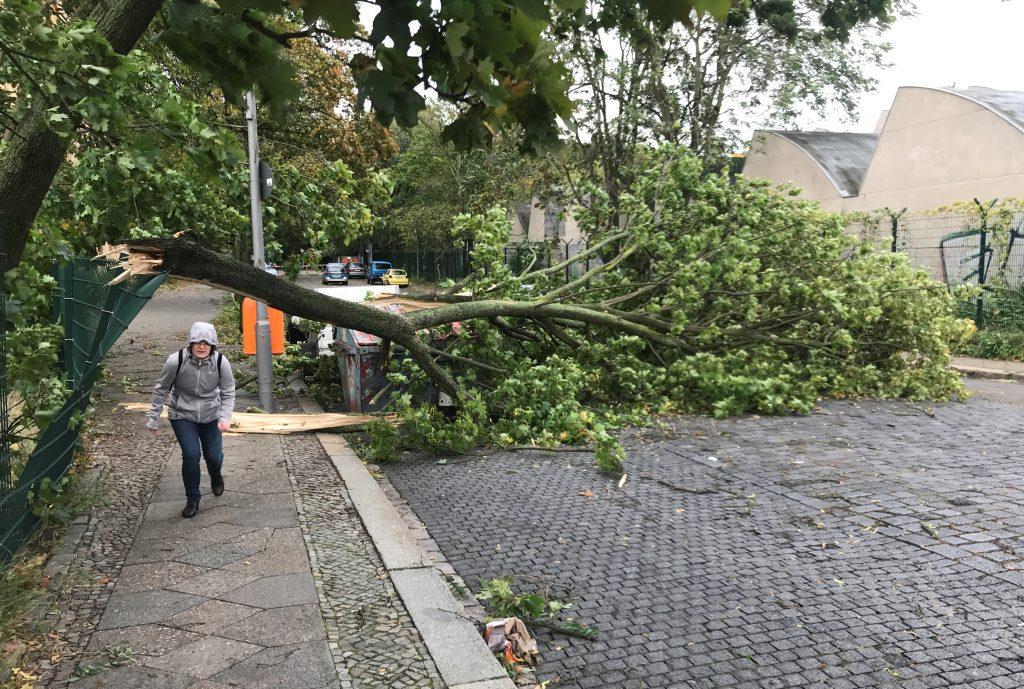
[742, 85, 1024, 213]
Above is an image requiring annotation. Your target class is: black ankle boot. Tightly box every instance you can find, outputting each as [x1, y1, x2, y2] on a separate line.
[211, 473, 224, 496]
[182, 500, 199, 518]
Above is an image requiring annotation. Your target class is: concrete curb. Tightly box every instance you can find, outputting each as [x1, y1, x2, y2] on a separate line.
[294, 390, 514, 689]
[953, 365, 1024, 383]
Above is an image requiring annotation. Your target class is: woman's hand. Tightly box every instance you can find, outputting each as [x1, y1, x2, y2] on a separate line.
[218, 421, 230, 432]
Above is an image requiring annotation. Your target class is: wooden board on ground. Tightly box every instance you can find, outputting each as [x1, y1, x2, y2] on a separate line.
[365, 295, 447, 311]
[119, 402, 392, 434]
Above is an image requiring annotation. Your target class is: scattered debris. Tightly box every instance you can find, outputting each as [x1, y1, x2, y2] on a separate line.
[921, 522, 940, 538]
[485, 617, 539, 667]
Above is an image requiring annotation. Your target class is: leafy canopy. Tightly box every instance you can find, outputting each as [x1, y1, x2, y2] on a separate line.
[155, 0, 731, 152]
[383, 105, 540, 248]
[364, 147, 971, 471]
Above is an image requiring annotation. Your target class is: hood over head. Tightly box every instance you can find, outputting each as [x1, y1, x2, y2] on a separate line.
[187, 322, 218, 347]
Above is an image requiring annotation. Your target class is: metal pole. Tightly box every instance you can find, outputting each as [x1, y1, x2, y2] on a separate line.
[245, 91, 275, 412]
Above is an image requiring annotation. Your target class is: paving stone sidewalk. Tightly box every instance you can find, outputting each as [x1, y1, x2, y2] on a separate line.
[385, 397, 1024, 689]
[34, 284, 444, 688]
[58, 411, 443, 688]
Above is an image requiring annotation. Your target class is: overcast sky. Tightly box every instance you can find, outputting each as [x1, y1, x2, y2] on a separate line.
[804, 0, 1024, 134]
[356, 1, 1024, 140]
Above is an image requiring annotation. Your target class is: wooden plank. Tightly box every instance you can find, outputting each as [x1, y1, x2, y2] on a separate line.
[119, 402, 394, 434]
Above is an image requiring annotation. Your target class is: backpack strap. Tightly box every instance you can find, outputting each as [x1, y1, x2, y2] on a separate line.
[170, 349, 224, 390]
[169, 348, 186, 391]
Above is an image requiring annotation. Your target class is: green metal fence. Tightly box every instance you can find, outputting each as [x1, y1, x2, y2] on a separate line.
[377, 249, 471, 282]
[0, 258, 165, 562]
[851, 207, 1024, 331]
[0, 268, 12, 561]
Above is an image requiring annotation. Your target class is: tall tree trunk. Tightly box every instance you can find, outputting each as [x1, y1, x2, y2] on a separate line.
[0, 0, 165, 274]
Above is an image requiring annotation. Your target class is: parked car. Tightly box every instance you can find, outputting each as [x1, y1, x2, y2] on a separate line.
[346, 262, 367, 279]
[321, 262, 349, 285]
[367, 261, 393, 284]
[381, 269, 409, 287]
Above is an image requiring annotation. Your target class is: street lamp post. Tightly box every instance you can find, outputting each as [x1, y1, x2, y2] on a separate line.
[245, 90, 275, 412]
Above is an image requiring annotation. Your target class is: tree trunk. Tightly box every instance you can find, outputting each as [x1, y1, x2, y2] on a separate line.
[0, 0, 165, 274]
[116, 238, 842, 399]
[126, 239, 461, 396]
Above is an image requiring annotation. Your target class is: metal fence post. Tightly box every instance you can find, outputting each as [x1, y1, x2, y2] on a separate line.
[974, 198, 995, 329]
[886, 207, 907, 254]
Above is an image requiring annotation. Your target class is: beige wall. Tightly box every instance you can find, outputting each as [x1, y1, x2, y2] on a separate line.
[508, 199, 583, 243]
[741, 132, 848, 211]
[856, 87, 1024, 211]
[742, 88, 1024, 217]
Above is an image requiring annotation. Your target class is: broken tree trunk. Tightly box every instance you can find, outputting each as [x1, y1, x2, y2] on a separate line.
[102, 239, 462, 397]
[102, 238, 696, 398]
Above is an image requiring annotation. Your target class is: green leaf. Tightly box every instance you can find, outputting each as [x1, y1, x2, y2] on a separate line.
[692, 0, 732, 21]
[445, 21, 470, 58]
[301, 0, 359, 35]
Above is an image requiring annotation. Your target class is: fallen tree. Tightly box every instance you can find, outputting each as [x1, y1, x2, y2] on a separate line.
[106, 149, 972, 470]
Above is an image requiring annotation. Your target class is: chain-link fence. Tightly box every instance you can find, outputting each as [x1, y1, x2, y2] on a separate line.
[0, 259, 165, 563]
[851, 205, 1024, 330]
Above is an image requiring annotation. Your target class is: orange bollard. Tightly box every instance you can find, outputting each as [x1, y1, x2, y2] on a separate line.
[241, 298, 286, 355]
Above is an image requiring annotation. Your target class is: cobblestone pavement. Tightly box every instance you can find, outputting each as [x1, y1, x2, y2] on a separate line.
[282, 429, 443, 688]
[37, 284, 443, 688]
[384, 397, 1024, 689]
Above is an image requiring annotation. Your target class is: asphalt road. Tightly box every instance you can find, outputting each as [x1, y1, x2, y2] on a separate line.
[295, 271, 368, 291]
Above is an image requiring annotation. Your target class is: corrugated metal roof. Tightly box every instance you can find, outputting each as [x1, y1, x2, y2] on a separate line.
[941, 86, 1024, 134]
[771, 131, 878, 197]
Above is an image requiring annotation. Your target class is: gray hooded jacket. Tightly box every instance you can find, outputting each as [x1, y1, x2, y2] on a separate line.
[147, 322, 236, 429]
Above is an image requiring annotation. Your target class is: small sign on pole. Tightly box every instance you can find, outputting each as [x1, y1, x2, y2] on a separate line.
[259, 160, 273, 200]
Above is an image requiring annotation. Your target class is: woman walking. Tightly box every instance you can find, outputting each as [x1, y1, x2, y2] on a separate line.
[147, 322, 236, 518]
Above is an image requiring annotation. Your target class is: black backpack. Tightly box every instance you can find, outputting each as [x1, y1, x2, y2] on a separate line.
[170, 348, 224, 391]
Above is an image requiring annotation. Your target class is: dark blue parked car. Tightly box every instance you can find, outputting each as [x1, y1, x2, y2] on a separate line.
[321, 262, 349, 285]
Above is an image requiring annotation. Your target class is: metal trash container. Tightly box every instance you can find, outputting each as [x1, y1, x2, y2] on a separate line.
[335, 324, 390, 413]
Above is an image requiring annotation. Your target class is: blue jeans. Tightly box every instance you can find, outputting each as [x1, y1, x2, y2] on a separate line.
[170, 419, 223, 502]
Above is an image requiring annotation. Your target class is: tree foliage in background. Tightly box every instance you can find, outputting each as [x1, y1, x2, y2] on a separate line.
[553, 0, 908, 224]
[0, 0, 735, 276]
[383, 106, 539, 248]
